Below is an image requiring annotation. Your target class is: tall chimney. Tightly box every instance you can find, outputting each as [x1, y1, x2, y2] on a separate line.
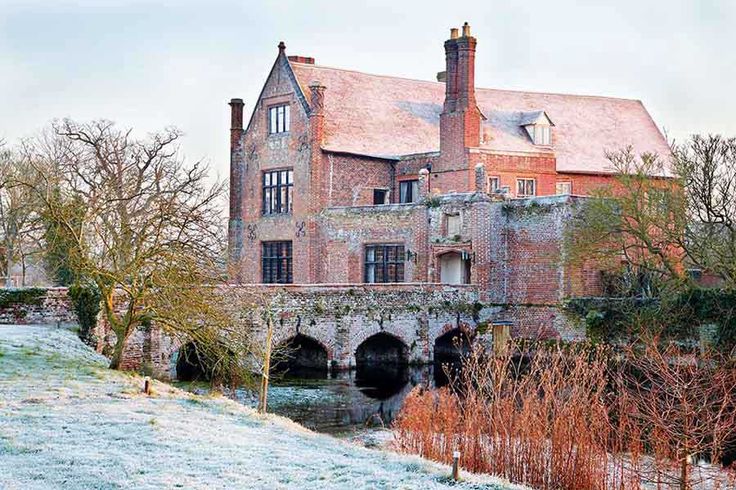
[308, 81, 327, 211]
[443, 28, 459, 114]
[227, 98, 245, 275]
[456, 22, 477, 109]
[438, 23, 481, 174]
[229, 98, 244, 132]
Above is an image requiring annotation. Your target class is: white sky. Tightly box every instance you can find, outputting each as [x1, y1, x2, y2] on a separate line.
[1, 0, 734, 180]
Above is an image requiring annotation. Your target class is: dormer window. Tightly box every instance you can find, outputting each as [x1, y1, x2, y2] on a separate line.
[520, 110, 554, 146]
[529, 125, 550, 145]
[268, 104, 290, 134]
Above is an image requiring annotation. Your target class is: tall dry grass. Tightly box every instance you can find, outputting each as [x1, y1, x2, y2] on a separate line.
[393, 341, 736, 490]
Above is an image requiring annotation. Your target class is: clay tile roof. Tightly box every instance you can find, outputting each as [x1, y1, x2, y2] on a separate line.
[290, 62, 672, 175]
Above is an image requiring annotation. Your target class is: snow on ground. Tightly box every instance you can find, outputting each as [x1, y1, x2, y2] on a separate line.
[0, 325, 528, 490]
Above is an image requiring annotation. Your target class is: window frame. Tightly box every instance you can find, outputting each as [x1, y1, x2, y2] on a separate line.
[262, 168, 293, 215]
[364, 244, 405, 283]
[261, 241, 293, 284]
[399, 180, 419, 204]
[373, 188, 389, 205]
[268, 104, 291, 135]
[488, 176, 501, 194]
[555, 181, 572, 195]
[535, 125, 550, 145]
[516, 178, 536, 198]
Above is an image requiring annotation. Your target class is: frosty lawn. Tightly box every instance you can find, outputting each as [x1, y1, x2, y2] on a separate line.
[0, 325, 526, 490]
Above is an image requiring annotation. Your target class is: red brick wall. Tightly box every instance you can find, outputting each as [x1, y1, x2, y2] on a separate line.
[324, 152, 394, 206]
[558, 172, 620, 196]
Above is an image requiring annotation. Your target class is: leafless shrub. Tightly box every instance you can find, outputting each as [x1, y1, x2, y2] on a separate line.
[393, 339, 736, 490]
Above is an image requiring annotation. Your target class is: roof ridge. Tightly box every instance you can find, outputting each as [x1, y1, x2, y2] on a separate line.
[290, 62, 642, 103]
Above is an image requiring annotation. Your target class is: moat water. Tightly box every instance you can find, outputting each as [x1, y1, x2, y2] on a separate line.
[266, 363, 454, 436]
[177, 363, 455, 437]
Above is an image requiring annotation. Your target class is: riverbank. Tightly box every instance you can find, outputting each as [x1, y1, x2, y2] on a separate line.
[0, 325, 526, 490]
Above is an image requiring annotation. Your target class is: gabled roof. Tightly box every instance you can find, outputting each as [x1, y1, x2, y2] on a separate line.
[289, 62, 672, 175]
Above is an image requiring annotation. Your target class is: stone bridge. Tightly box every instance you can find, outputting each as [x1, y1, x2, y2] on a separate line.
[132, 283, 577, 380]
[0, 285, 581, 380]
[126, 283, 495, 379]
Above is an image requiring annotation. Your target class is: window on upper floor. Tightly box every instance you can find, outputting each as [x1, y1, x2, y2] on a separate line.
[268, 104, 290, 134]
[262, 169, 293, 215]
[556, 181, 572, 195]
[364, 244, 405, 283]
[488, 176, 501, 194]
[520, 111, 554, 146]
[262, 241, 293, 284]
[399, 180, 419, 204]
[516, 178, 536, 198]
[530, 125, 551, 145]
[373, 189, 388, 205]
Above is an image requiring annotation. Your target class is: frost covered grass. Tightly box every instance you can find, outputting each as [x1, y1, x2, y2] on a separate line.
[0, 325, 527, 490]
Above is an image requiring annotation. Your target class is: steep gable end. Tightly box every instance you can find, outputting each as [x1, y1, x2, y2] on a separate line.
[245, 43, 310, 134]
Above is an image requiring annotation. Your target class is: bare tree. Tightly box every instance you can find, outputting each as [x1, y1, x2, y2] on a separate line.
[24, 119, 236, 370]
[568, 136, 736, 291]
[616, 340, 736, 490]
[0, 144, 45, 287]
[673, 135, 736, 286]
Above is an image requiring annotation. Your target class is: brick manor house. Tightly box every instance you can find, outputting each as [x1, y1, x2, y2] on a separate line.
[226, 24, 670, 337]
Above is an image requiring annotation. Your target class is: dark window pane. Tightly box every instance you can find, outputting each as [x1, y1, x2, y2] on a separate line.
[262, 169, 293, 215]
[399, 180, 419, 203]
[364, 244, 405, 283]
[262, 241, 293, 284]
[373, 189, 387, 205]
[268, 104, 291, 135]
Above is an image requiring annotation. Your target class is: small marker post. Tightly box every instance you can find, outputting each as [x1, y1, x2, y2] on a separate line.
[452, 450, 461, 481]
[143, 376, 151, 395]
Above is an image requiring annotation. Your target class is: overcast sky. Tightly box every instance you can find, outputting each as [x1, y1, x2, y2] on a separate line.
[1, 0, 734, 180]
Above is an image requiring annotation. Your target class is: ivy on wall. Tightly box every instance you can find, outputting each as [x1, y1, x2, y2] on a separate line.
[68, 282, 101, 347]
[0, 288, 47, 309]
[565, 288, 736, 350]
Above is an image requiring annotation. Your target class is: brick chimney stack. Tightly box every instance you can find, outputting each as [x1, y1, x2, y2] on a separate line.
[438, 23, 481, 173]
[227, 98, 245, 274]
[308, 81, 327, 211]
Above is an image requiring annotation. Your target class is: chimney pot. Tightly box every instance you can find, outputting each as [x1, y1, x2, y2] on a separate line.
[462, 22, 471, 37]
[278, 41, 286, 53]
[450, 28, 459, 40]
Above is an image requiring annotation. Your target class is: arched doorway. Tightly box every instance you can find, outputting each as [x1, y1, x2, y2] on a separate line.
[276, 334, 329, 377]
[439, 252, 471, 284]
[176, 342, 209, 382]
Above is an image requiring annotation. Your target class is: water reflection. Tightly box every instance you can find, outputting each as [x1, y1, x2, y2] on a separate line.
[267, 361, 461, 436]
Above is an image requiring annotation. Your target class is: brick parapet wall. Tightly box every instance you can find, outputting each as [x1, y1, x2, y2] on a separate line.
[0, 288, 76, 325]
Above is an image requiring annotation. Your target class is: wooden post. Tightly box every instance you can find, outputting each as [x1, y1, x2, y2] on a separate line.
[452, 450, 461, 480]
[143, 376, 151, 395]
[492, 321, 512, 356]
[258, 314, 274, 414]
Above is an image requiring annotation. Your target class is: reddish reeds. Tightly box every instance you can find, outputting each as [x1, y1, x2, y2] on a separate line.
[393, 340, 736, 490]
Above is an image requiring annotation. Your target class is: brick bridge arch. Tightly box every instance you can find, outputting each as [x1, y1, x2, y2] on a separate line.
[275, 333, 331, 371]
[346, 314, 418, 369]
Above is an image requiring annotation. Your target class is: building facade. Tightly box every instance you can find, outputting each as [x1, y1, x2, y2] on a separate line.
[226, 24, 670, 341]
